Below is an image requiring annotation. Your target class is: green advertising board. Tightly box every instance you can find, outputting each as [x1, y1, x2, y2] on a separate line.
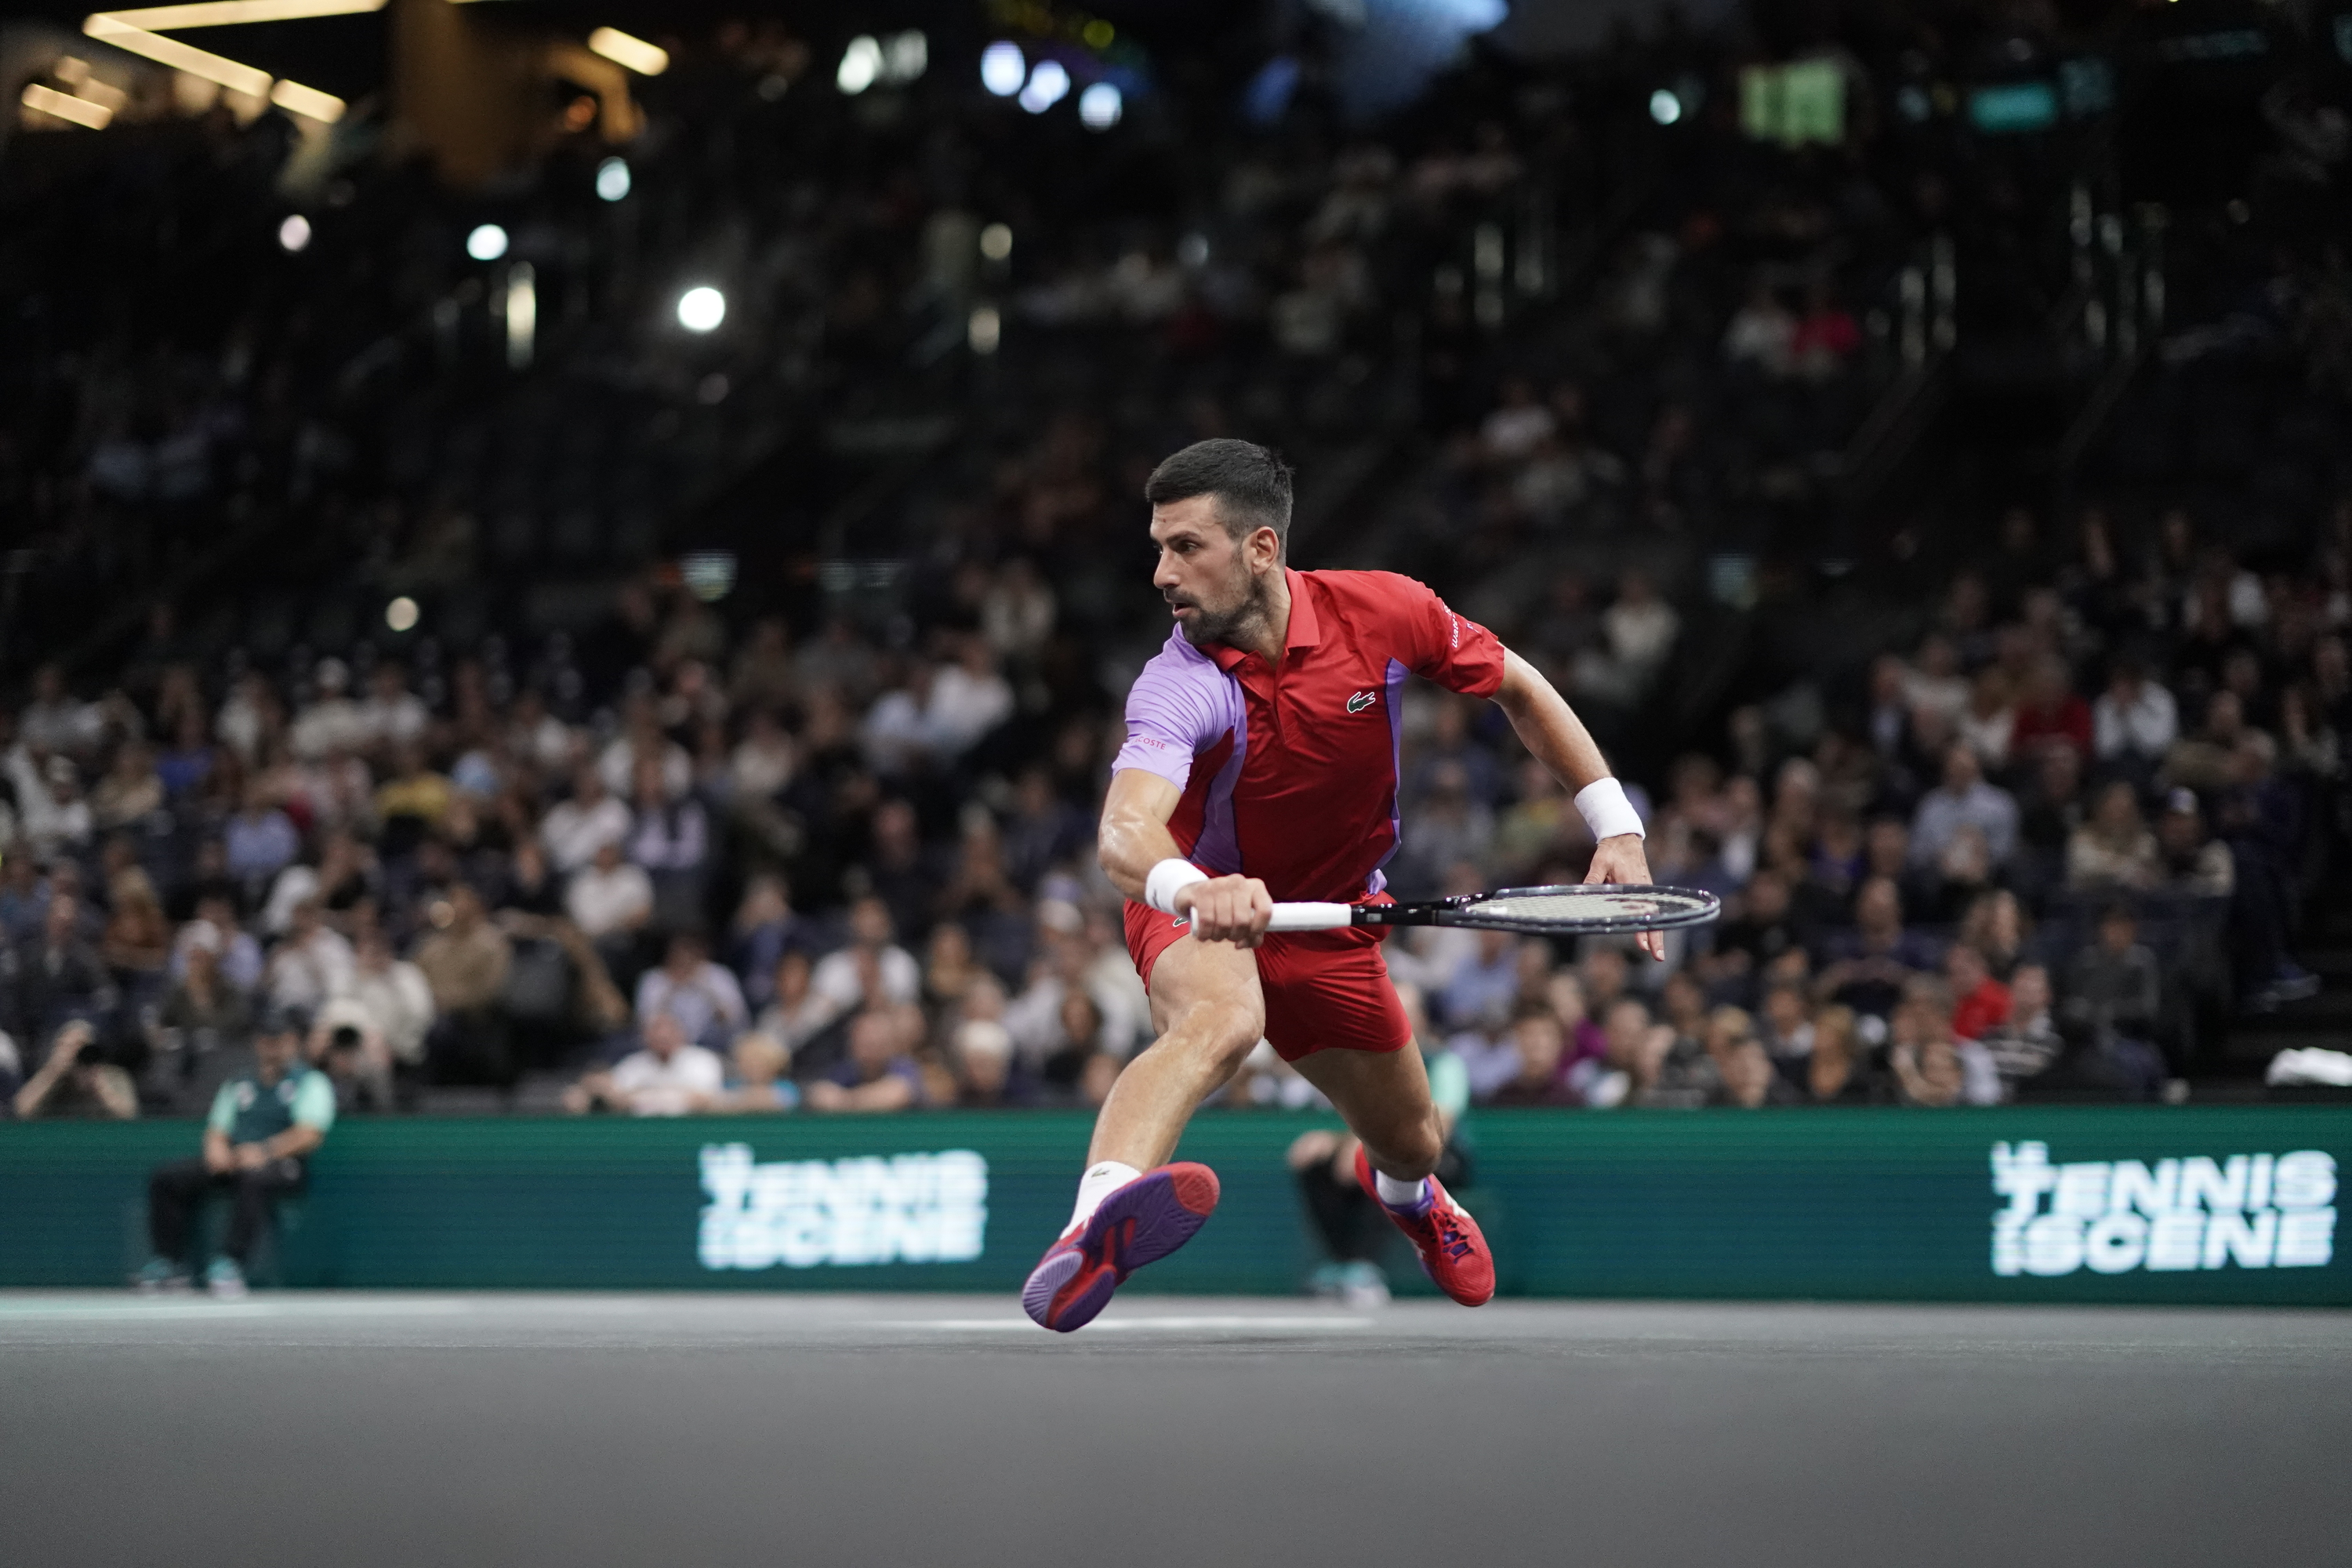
[0, 1107, 2343, 1304]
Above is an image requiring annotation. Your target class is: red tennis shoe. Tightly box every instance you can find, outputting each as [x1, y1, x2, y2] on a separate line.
[1355, 1145, 1494, 1307]
[1022, 1162, 1220, 1333]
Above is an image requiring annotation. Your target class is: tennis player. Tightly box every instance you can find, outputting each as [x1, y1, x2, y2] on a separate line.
[1023, 439, 1656, 1331]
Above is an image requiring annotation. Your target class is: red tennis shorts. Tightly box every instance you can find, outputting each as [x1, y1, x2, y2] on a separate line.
[1122, 899, 1413, 1062]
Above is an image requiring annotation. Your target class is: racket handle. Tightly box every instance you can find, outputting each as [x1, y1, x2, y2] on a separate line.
[1265, 902, 1358, 932]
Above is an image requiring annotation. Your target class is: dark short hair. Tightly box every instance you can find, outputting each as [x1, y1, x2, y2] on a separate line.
[1144, 439, 1294, 556]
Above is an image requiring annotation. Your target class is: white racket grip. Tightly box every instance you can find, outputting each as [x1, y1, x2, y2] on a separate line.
[1265, 902, 1358, 932]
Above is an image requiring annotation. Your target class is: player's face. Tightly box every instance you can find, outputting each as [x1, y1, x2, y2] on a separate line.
[1150, 495, 1272, 648]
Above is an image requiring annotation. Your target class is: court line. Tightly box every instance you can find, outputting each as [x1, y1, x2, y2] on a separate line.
[890, 1316, 1376, 1332]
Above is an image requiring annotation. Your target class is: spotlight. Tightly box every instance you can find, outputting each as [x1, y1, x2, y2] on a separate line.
[595, 157, 630, 201]
[677, 285, 726, 332]
[385, 597, 419, 633]
[883, 31, 927, 84]
[1649, 88, 1682, 125]
[278, 213, 311, 252]
[968, 305, 1001, 354]
[1018, 60, 1069, 114]
[981, 42, 1025, 96]
[979, 223, 1013, 261]
[466, 223, 508, 261]
[1078, 82, 1122, 129]
[837, 34, 880, 95]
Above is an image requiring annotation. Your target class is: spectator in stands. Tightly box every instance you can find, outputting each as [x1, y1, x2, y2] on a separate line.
[263, 897, 354, 1016]
[2092, 656, 2178, 777]
[1815, 877, 1938, 1021]
[1459, 888, 1551, 1005]
[626, 758, 709, 934]
[1479, 1004, 1581, 1108]
[4, 891, 115, 1047]
[1946, 943, 2011, 1043]
[223, 781, 299, 899]
[1755, 982, 1815, 1074]
[1888, 978, 1998, 1106]
[2153, 790, 2234, 896]
[566, 837, 653, 956]
[2067, 781, 2160, 890]
[810, 896, 921, 1025]
[563, 1012, 724, 1116]
[541, 767, 630, 876]
[1911, 745, 2020, 872]
[2161, 691, 2252, 794]
[322, 928, 435, 1109]
[1710, 1009, 1792, 1109]
[708, 1033, 798, 1113]
[804, 1007, 923, 1112]
[139, 1007, 333, 1297]
[415, 885, 513, 1087]
[1798, 1005, 1883, 1105]
[950, 1018, 1019, 1108]
[13, 1019, 137, 1120]
[2010, 657, 2091, 762]
[151, 927, 252, 1108]
[1979, 963, 2061, 1097]
[633, 930, 748, 1050]
[2064, 905, 2163, 1042]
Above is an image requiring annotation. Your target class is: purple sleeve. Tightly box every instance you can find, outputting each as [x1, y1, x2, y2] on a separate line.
[1111, 644, 1235, 791]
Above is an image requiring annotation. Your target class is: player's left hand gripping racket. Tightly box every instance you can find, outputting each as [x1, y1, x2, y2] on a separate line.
[1264, 884, 1721, 936]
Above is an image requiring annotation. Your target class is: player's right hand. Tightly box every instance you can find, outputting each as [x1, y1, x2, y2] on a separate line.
[1175, 875, 1274, 948]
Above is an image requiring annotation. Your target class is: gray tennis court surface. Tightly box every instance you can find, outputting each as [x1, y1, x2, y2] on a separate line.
[2, 1293, 2343, 1567]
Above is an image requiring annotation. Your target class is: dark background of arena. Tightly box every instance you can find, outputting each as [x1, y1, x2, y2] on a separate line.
[2, 0, 2350, 1131]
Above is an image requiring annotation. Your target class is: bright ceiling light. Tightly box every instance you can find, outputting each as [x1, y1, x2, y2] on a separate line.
[278, 213, 311, 250]
[586, 27, 666, 76]
[1078, 81, 1121, 129]
[83, 16, 270, 96]
[677, 285, 725, 332]
[1649, 88, 1682, 125]
[21, 82, 113, 128]
[94, 0, 382, 27]
[837, 34, 880, 94]
[883, 31, 925, 83]
[385, 597, 419, 632]
[270, 78, 343, 122]
[1018, 59, 1069, 114]
[466, 223, 508, 261]
[595, 156, 630, 201]
[979, 222, 1012, 261]
[980, 41, 1024, 97]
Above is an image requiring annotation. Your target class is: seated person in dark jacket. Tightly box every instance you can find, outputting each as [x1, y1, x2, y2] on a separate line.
[136, 1007, 334, 1298]
[2063, 904, 2161, 1042]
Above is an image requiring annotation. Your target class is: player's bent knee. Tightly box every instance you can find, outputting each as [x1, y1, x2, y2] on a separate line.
[1366, 1118, 1444, 1181]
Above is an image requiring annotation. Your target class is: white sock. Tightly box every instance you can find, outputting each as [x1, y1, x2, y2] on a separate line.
[1065, 1160, 1143, 1234]
[1374, 1169, 1430, 1210]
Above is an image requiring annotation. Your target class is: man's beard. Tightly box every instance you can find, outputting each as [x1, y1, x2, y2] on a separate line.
[1175, 569, 1275, 649]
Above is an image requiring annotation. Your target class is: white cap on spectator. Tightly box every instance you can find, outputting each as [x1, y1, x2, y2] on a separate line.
[956, 1018, 1013, 1062]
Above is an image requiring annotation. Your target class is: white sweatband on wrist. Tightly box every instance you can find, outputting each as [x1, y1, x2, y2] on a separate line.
[1145, 858, 1210, 915]
[1575, 778, 1645, 841]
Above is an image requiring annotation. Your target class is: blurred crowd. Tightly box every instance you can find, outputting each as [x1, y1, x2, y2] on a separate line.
[4, 8, 2348, 1120]
[4, 484, 2343, 1120]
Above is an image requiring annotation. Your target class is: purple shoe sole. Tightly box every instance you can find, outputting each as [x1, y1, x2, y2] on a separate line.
[1022, 1165, 1219, 1333]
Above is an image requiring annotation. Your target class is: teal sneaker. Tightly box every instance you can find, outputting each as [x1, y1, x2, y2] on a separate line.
[205, 1258, 249, 1301]
[133, 1258, 190, 1294]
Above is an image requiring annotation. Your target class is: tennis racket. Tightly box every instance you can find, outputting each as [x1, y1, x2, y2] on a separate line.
[1260, 884, 1721, 935]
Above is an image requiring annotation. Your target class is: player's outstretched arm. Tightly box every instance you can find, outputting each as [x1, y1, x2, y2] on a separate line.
[1490, 648, 1663, 960]
[1098, 768, 1273, 948]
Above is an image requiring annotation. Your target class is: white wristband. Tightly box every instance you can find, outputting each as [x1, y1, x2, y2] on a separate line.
[1145, 858, 1210, 915]
[1575, 777, 1645, 841]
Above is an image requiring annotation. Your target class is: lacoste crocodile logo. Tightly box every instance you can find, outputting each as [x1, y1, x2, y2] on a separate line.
[1346, 690, 1377, 714]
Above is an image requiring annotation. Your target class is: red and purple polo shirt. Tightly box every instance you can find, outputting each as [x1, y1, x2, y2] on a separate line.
[1112, 568, 1508, 904]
